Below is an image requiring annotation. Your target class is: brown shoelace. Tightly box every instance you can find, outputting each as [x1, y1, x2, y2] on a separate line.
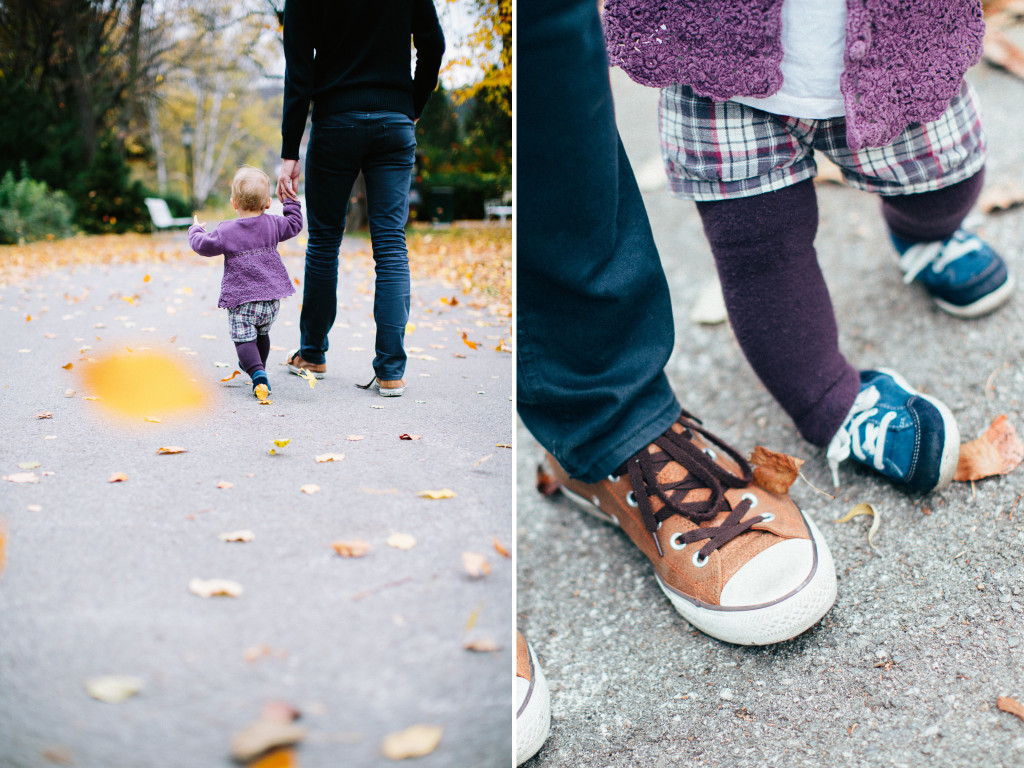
[622, 411, 764, 560]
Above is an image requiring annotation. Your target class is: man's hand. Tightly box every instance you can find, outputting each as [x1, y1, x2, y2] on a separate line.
[277, 159, 301, 200]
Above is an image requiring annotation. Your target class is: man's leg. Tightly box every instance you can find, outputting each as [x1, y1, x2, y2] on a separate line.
[362, 113, 415, 381]
[517, 0, 679, 483]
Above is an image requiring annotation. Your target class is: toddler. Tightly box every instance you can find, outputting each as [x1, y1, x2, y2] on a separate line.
[188, 166, 302, 399]
[604, 0, 1015, 493]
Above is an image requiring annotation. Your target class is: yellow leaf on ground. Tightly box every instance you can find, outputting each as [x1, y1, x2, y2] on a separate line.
[298, 369, 316, 388]
[836, 502, 881, 550]
[144, 416, 161, 423]
[84, 675, 143, 703]
[79, 351, 208, 418]
[143, 274, 151, 283]
[417, 489, 456, 499]
[381, 724, 444, 760]
[273, 438, 291, 448]
[17, 462, 41, 470]
[315, 453, 345, 463]
[188, 578, 243, 598]
[492, 536, 510, 558]
[387, 532, 417, 550]
[462, 552, 491, 578]
[219, 530, 255, 543]
[955, 415, 1024, 482]
[332, 539, 371, 558]
[108, 472, 128, 483]
[405, 322, 417, 333]
[300, 484, 321, 495]
[749, 446, 805, 495]
[156, 446, 186, 455]
[249, 748, 297, 768]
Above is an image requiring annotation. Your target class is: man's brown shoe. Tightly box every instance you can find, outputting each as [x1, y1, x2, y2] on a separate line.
[540, 410, 836, 646]
[286, 350, 326, 379]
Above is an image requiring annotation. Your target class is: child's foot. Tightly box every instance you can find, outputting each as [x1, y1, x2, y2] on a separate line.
[286, 350, 326, 379]
[251, 371, 271, 401]
[516, 631, 551, 766]
[893, 229, 1014, 318]
[827, 369, 959, 493]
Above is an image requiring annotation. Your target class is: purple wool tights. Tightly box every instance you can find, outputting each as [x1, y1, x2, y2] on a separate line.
[235, 334, 270, 376]
[695, 172, 982, 446]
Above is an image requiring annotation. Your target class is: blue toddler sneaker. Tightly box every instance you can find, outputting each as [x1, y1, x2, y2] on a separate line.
[826, 369, 959, 493]
[251, 370, 271, 401]
[892, 229, 1014, 318]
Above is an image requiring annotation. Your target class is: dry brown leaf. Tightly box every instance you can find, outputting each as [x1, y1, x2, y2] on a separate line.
[188, 578, 243, 598]
[5, 472, 40, 484]
[108, 472, 129, 483]
[749, 446, 805, 495]
[36, 411, 53, 419]
[62, 362, 73, 370]
[217, 481, 234, 489]
[955, 415, 1024, 482]
[398, 433, 421, 440]
[464, 638, 502, 653]
[417, 489, 455, 499]
[460, 330, 479, 350]
[462, 552, 491, 578]
[219, 530, 255, 543]
[381, 724, 444, 760]
[84, 675, 143, 703]
[314, 453, 345, 463]
[332, 539, 371, 558]
[387, 532, 417, 550]
[300, 484, 321, 495]
[156, 446, 187, 455]
[998, 696, 1024, 722]
[220, 370, 241, 382]
[492, 536, 510, 558]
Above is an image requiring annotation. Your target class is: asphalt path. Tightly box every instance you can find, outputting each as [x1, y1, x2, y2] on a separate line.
[0, 231, 515, 767]
[517, 58, 1024, 767]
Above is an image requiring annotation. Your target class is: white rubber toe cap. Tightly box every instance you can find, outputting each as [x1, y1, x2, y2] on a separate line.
[720, 538, 816, 608]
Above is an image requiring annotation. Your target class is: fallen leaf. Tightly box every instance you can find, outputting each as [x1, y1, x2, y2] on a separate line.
[749, 446, 805, 495]
[347, 435, 365, 441]
[300, 484, 320, 495]
[460, 330, 479, 350]
[217, 481, 234, 489]
[83, 396, 101, 401]
[998, 696, 1024, 722]
[273, 439, 291, 448]
[108, 472, 129, 483]
[219, 530, 255, 543]
[381, 724, 443, 760]
[156, 446, 187, 455]
[36, 411, 53, 419]
[64, 389, 76, 398]
[17, 462, 41, 470]
[84, 675, 143, 703]
[243, 645, 273, 662]
[143, 274, 151, 283]
[221, 370, 241, 382]
[299, 369, 317, 388]
[405, 322, 417, 333]
[464, 638, 502, 653]
[496, 443, 512, 449]
[462, 552, 491, 578]
[398, 434, 421, 440]
[417, 489, 456, 499]
[387, 532, 417, 550]
[984, 28, 1024, 80]
[188, 578, 243, 598]
[492, 536, 510, 558]
[332, 539, 371, 558]
[40, 746, 74, 765]
[472, 454, 494, 468]
[495, 338, 513, 353]
[441, 296, 458, 306]
[955, 415, 1024, 481]
[315, 453, 345, 463]
[62, 362, 73, 370]
[200, 334, 217, 340]
[464, 602, 484, 631]
[26, 504, 42, 512]
[230, 713, 306, 762]
[249, 748, 297, 768]
[836, 502, 881, 550]
[144, 416, 161, 423]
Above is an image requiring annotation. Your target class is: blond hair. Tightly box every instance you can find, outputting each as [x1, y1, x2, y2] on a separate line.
[231, 166, 271, 212]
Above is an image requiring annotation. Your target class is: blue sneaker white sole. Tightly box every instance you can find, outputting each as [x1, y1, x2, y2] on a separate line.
[933, 271, 1015, 318]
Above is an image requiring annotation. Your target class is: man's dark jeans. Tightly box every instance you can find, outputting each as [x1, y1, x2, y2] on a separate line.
[301, 110, 415, 380]
[517, 0, 680, 482]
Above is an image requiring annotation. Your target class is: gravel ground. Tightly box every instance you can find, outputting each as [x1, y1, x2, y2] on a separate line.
[517, 59, 1024, 768]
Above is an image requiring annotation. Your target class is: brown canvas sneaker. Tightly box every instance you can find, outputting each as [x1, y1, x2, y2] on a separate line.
[515, 631, 550, 766]
[540, 410, 837, 646]
[286, 350, 326, 379]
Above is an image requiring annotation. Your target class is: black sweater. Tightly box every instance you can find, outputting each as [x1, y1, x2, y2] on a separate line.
[281, 0, 446, 159]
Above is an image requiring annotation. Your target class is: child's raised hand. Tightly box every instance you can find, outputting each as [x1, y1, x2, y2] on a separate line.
[193, 214, 205, 229]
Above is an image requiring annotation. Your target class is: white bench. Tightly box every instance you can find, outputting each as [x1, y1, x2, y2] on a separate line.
[144, 198, 192, 229]
[484, 198, 513, 222]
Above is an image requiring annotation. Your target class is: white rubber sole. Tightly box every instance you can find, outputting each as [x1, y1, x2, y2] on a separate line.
[874, 367, 960, 492]
[515, 644, 551, 766]
[374, 380, 405, 397]
[560, 485, 837, 646]
[933, 272, 1015, 319]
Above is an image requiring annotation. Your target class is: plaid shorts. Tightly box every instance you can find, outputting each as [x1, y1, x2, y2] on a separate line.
[227, 299, 280, 342]
[659, 81, 987, 201]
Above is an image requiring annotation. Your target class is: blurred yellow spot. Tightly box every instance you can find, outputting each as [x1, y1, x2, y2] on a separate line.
[79, 351, 209, 419]
[143, 274, 152, 283]
[406, 322, 417, 333]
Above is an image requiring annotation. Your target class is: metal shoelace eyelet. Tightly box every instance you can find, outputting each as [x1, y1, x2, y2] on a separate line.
[607, 474, 620, 483]
[702, 446, 718, 461]
[741, 492, 758, 508]
[670, 532, 686, 551]
[692, 550, 709, 568]
[591, 495, 601, 508]
[626, 491, 638, 508]
[759, 512, 775, 523]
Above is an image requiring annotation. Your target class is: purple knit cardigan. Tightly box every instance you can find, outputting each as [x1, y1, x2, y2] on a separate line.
[604, 0, 985, 150]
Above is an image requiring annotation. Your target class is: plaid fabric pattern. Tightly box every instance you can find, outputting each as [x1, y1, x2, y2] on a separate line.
[659, 81, 987, 201]
[228, 299, 280, 342]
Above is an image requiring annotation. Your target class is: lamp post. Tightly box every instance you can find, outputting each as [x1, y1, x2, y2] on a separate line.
[182, 121, 194, 212]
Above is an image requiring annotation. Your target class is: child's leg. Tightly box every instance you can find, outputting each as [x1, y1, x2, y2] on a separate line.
[235, 341, 265, 377]
[881, 170, 983, 243]
[695, 179, 860, 447]
[256, 334, 271, 367]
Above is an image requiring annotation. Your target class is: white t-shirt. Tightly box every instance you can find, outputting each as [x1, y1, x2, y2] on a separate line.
[732, 0, 847, 119]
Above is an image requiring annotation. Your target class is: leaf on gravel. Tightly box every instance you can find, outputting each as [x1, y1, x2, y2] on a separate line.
[314, 453, 345, 463]
[955, 415, 1024, 482]
[219, 530, 255, 543]
[462, 552, 491, 578]
[188, 578, 243, 598]
[230, 709, 306, 762]
[144, 416, 161, 423]
[108, 472, 129, 483]
[156, 446, 187, 455]
[417, 489, 455, 499]
[84, 675, 143, 703]
[17, 462, 41, 470]
[464, 638, 502, 653]
[836, 502, 881, 550]
[997, 696, 1024, 722]
[36, 411, 53, 419]
[300, 484, 320, 495]
[398, 434, 421, 441]
[79, 352, 208, 418]
[387, 532, 417, 550]
[331, 539, 370, 558]
[220, 370, 241, 382]
[381, 724, 443, 760]
[460, 330, 479, 350]
[492, 536, 510, 558]
[217, 481, 234, 489]
[749, 446, 804, 494]
[347, 435, 365, 441]
[298, 369, 317, 388]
